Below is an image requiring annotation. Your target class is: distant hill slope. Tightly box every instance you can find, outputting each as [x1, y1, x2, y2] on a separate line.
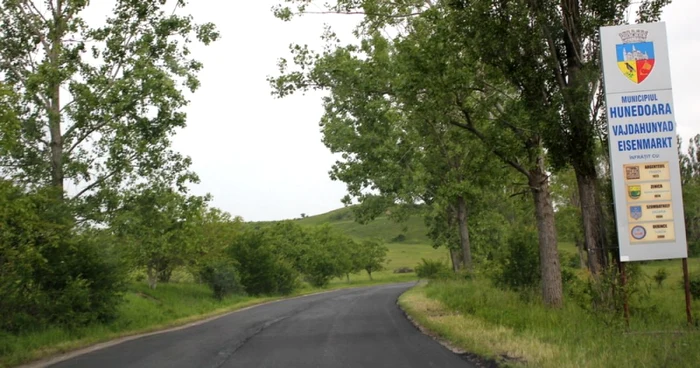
[295, 206, 431, 245]
[249, 206, 448, 269]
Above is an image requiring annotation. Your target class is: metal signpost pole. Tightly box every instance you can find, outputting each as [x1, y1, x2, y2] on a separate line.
[682, 258, 693, 325]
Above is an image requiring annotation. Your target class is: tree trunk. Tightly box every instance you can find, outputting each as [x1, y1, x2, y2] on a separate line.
[450, 248, 461, 272]
[146, 267, 158, 290]
[157, 267, 173, 283]
[456, 196, 473, 271]
[367, 269, 373, 280]
[529, 160, 564, 308]
[575, 170, 608, 275]
[346, 273, 350, 283]
[48, 6, 64, 193]
[575, 234, 586, 269]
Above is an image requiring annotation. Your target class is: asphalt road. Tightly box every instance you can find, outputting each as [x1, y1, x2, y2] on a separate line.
[49, 282, 475, 368]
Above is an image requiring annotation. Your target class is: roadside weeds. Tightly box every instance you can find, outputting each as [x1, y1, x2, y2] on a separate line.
[397, 283, 558, 368]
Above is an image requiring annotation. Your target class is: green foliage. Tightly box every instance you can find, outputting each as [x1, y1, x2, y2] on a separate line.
[551, 168, 583, 244]
[679, 134, 700, 256]
[415, 258, 452, 279]
[393, 267, 414, 274]
[303, 225, 352, 287]
[419, 274, 700, 368]
[269, 0, 567, 305]
[227, 229, 300, 296]
[0, 0, 226, 337]
[690, 273, 700, 300]
[0, 1, 218, 213]
[0, 181, 127, 333]
[110, 183, 209, 289]
[490, 227, 541, 292]
[198, 259, 244, 300]
[653, 267, 668, 288]
[356, 240, 389, 280]
[187, 208, 245, 278]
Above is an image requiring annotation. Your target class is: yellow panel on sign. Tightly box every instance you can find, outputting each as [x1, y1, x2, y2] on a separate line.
[629, 221, 676, 243]
[623, 162, 670, 182]
[627, 202, 674, 223]
[626, 181, 672, 201]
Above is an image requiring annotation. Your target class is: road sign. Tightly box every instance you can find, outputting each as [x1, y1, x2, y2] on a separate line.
[600, 21, 687, 262]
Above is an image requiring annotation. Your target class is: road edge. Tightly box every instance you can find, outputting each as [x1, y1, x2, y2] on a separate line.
[396, 282, 501, 368]
[16, 283, 401, 368]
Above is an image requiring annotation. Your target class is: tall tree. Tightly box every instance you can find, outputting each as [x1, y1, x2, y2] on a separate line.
[0, 0, 218, 217]
[273, 0, 671, 278]
[270, 5, 564, 306]
[271, 31, 503, 272]
[444, 0, 671, 274]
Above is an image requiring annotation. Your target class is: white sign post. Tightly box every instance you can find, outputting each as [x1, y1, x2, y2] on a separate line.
[600, 21, 687, 262]
[600, 21, 692, 325]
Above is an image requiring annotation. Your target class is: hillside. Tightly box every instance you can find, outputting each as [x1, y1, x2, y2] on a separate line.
[296, 206, 431, 244]
[251, 206, 449, 270]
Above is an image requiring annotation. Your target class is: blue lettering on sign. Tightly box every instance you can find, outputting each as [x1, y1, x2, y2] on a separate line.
[617, 136, 674, 151]
[621, 94, 658, 103]
[611, 121, 674, 136]
[609, 103, 672, 119]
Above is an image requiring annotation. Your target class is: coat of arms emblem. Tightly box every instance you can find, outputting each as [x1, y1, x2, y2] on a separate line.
[631, 225, 647, 240]
[628, 185, 642, 199]
[616, 29, 655, 84]
[629, 205, 642, 220]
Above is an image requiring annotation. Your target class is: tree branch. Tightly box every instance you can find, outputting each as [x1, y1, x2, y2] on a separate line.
[1, 61, 51, 111]
[18, 0, 50, 53]
[303, 10, 424, 18]
[61, 31, 135, 115]
[66, 119, 111, 154]
[71, 165, 121, 199]
[542, 25, 568, 90]
[449, 108, 530, 179]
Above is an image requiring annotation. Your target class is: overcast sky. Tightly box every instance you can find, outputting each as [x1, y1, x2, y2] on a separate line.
[101, 1, 700, 222]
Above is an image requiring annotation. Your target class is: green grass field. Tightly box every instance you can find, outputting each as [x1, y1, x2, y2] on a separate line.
[399, 253, 700, 367]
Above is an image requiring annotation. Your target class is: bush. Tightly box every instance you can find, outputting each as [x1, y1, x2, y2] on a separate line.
[199, 259, 244, 300]
[653, 267, 669, 288]
[0, 183, 127, 332]
[690, 273, 700, 300]
[562, 252, 581, 269]
[329, 210, 353, 221]
[391, 234, 407, 243]
[415, 258, 452, 279]
[491, 228, 540, 291]
[40, 234, 127, 329]
[227, 229, 300, 295]
[394, 267, 414, 274]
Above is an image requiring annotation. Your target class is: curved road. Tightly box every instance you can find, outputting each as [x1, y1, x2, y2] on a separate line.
[48, 282, 474, 368]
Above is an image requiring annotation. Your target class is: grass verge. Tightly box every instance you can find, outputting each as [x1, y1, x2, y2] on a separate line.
[1, 272, 417, 368]
[399, 277, 700, 368]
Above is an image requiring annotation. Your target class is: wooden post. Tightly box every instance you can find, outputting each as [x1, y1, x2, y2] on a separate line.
[682, 258, 693, 326]
[621, 262, 630, 328]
